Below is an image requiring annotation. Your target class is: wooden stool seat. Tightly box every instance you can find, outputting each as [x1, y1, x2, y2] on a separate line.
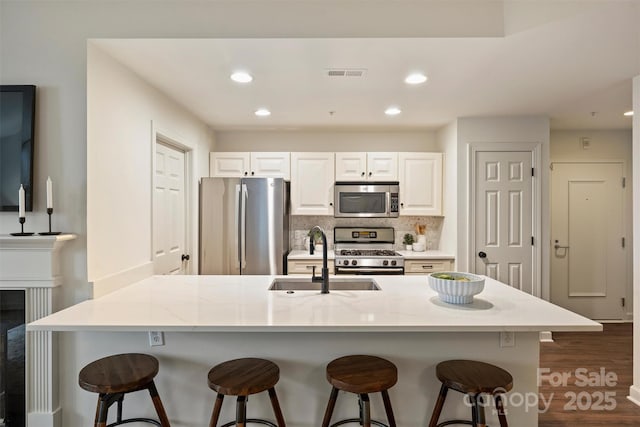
[78, 353, 170, 427]
[322, 355, 397, 427]
[326, 355, 397, 394]
[436, 359, 513, 395]
[207, 358, 286, 427]
[429, 359, 513, 427]
[208, 357, 280, 396]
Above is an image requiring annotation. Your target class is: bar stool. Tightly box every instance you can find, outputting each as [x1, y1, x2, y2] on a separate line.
[207, 357, 286, 427]
[428, 359, 513, 427]
[321, 355, 397, 427]
[78, 353, 171, 427]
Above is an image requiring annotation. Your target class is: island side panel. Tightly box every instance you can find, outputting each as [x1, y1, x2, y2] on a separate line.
[59, 331, 539, 427]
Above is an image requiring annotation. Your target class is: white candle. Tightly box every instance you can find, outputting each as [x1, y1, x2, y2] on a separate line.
[18, 184, 25, 218]
[46, 176, 53, 209]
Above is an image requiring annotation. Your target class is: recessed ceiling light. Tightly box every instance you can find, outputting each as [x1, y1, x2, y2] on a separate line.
[254, 108, 271, 117]
[385, 106, 402, 116]
[405, 72, 427, 85]
[230, 71, 253, 83]
[623, 110, 634, 116]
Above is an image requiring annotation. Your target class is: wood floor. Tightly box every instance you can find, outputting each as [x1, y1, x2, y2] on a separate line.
[538, 323, 639, 426]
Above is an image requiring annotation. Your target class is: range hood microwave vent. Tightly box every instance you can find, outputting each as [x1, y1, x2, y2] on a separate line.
[326, 68, 367, 77]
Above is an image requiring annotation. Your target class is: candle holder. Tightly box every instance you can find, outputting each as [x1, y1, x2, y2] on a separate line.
[39, 208, 61, 235]
[10, 217, 34, 236]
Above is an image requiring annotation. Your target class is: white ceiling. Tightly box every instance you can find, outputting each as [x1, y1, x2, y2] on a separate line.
[93, 1, 639, 131]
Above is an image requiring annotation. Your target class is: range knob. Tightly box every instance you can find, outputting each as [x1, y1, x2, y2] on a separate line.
[391, 260, 397, 266]
[351, 260, 358, 266]
[383, 260, 389, 266]
[343, 260, 350, 266]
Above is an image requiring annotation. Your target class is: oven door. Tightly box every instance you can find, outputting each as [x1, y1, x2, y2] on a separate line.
[335, 266, 404, 275]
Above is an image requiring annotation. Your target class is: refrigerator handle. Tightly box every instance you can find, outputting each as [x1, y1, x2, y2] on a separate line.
[240, 183, 248, 269]
[234, 184, 241, 269]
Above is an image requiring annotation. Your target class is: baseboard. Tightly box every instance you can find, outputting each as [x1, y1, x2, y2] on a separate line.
[28, 407, 62, 427]
[539, 331, 553, 342]
[628, 385, 640, 407]
[90, 262, 154, 298]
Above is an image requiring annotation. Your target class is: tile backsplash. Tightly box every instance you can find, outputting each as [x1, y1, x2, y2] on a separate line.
[290, 216, 443, 250]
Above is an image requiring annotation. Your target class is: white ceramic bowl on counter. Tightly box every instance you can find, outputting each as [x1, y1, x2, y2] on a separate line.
[428, 272, 485, 304]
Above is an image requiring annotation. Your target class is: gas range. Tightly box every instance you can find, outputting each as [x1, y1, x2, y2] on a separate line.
[333, 227, 404, 275]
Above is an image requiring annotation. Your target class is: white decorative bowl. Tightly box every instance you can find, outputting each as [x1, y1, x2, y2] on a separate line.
[428, 272, 485, 304]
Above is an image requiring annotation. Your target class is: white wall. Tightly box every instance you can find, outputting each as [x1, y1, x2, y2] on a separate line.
[435, 121, 458, 256]
[87, 44, 214, 295]
[214, 130, 437, 152]
[456, 116, 550, 298]
[631, 75, 640, 406]
[0, 0, 499, 309]
[550, 130, 633, 318]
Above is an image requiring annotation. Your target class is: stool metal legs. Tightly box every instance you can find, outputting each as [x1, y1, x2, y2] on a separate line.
[210, 388, 285, 427]
[93, 380, 168, 427]
[322, 387, 396, 427]
[429, 384, 508, 427]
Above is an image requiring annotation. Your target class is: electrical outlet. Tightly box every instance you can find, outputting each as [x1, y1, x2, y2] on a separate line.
[148, 331, 164, 347]
[500, 331, 515, 347]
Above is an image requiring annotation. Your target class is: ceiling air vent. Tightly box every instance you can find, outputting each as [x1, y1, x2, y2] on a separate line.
[326, 68, 367, 77]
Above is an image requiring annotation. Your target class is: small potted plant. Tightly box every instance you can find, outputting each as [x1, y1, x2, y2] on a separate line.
[308, 229, 324, 254]
[403, 233, 415, 250]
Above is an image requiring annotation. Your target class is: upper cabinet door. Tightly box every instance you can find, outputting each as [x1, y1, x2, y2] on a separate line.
[250, 152, 291, 180]
[210, 152, 250, 177]
[335, 152, 367, 181]
[367, 152, 398, 180]
[291, 152, 335, 215]
[398, 152, 443, 216]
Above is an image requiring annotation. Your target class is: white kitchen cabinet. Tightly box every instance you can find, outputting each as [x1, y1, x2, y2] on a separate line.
[210, 152, 290, 179]
[335, 152, 398, 181]
[287, 259, 335, 275]
[404, 259, 453, 275]
[367, 152, 398, 180]
[335, 152, 367, 181]
[291, 152, 335, 215]
[398, 152, 443, 216]
[210, 152, 250, 177]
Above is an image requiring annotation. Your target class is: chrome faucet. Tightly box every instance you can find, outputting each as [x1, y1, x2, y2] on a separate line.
[310, 225, 330, 294]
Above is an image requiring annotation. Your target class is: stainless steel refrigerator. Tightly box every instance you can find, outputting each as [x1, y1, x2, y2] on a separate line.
[199, 177, 290, 275]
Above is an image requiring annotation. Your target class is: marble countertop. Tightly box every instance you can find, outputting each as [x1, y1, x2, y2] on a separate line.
[288, 249, 336, 260]
[28, 275, 601, 333]
[397, 250, 454, 259]
[287, 250, 454, 260]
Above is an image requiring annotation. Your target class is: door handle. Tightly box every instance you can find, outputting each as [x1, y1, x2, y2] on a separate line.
[478, 251, 487, 258]
[181, 254, 190, 261]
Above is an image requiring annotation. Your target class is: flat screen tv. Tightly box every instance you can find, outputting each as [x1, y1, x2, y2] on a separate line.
[0, 85, 36, 212]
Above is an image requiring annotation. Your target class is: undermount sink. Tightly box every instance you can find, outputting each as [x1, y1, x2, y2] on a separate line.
[269, 278, 380, 291]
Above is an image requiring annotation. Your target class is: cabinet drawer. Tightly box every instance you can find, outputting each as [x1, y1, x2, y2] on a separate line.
[287, 260, 335, 275]
[404, 259, 453, 274]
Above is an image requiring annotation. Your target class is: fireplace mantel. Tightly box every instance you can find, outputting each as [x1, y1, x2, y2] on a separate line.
[0, 234, 76, 427]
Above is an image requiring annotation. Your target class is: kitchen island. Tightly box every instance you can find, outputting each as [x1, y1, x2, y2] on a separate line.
[29, 275, 600, 427]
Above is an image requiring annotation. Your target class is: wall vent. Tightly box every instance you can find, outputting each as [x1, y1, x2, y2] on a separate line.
[326, 68, 367, 77]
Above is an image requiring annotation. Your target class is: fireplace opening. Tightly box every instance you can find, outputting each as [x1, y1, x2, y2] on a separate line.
[0, 290, 25, 427]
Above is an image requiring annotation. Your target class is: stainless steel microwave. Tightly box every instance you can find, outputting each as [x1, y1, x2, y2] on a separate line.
[334, 181, 400, 218]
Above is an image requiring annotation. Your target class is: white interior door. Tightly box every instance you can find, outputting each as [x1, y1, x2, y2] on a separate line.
[473, 150, 535, 294]
[154, 142, 187, 275]
[550, 162, 625, 320]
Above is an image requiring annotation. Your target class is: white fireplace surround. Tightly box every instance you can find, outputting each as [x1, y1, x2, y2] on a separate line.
[0, 234, 75, 427]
